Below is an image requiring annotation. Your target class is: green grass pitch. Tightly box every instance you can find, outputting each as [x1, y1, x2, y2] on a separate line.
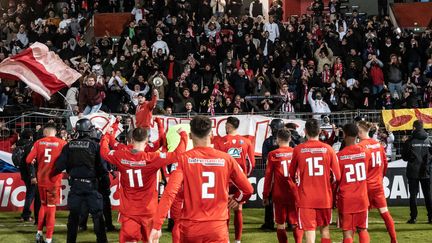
[0, 207, 431, 242]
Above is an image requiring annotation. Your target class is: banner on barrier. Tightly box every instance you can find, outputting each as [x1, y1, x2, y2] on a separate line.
[70, 114, 306, 155]
[0, 160, 422, 211]
[382, 108, 432, 131]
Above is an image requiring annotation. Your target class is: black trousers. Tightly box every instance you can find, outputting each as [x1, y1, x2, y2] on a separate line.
[67, 181, 107, 243]
[21, 178, 41, 222]
[263, 196, 274, 227]
[79, 174, 114, 229]
[408, 178, 432, 219]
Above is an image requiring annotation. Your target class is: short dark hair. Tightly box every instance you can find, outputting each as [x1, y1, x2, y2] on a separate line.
[132, 128, 149, 142]
[20, 129, 33, 140]
[44, 122, 57, 131]
[342, 123, 359, 137]
[277, 128, 291, 142]
[137, 93, 145, 97]
[226, 116, 240, 129]
[190, 115, 212, 139]
[305, 119, 320, 137]
[413, 120, 424, 130]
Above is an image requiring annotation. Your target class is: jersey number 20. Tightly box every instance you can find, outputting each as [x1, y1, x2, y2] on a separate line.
[345, 163, 366, 182]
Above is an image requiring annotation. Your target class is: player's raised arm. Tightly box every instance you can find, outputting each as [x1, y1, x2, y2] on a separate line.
[100, 133, 119, 166]
[148, 129, 187, 169]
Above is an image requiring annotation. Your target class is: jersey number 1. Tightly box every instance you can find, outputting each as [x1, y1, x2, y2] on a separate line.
[281, 160, 290, 177]
[202, 172, 215, 199]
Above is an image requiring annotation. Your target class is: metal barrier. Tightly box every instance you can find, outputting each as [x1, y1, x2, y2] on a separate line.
[0, 108, 415, 170]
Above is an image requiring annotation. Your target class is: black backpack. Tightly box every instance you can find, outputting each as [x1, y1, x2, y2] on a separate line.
[11, 143, 32, 169]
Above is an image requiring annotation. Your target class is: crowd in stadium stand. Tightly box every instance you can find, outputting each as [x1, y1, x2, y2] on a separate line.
[0, 0, 431, 117]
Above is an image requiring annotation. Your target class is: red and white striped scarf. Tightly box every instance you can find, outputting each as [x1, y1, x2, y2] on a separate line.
[322, 70, 331, 83]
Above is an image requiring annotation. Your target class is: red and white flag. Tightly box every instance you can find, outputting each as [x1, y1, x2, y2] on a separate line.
[0, 42, 81, 100]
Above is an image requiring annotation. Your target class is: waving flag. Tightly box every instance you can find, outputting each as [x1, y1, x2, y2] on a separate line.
[0, 42, 81, 100]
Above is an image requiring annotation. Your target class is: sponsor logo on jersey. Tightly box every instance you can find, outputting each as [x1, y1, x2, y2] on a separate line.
[120, 159, 147, 166]
[228, 148, 242, 158]
[39, 141, 60, 147]
[339, 152, 366, 160]
[239, 140, 244, 145]
[188, 158, 225, 166]
[275, 152, 292, 158]
[300, 148, 327, 154]
[365, 143, 381, 149]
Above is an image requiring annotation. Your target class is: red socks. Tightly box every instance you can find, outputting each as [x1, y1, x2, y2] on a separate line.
[293, 227, 304, 243]
[45, 206, 56, 239]
[321, 238, 331, 243]
[380, 211, 397, 242]
[234, 210, 243, 241]
[359, 230, 370, 243]
[343, 238, 353, 243]
[276, 228, 288, 243]
[37, 205, 45, 231]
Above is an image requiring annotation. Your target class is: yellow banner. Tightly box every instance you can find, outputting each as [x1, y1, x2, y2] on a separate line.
[381, 108, 432, 131]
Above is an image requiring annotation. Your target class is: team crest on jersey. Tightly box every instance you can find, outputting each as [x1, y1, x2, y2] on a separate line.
[228, 148, 242, 158]
[232, 139, 236, 144]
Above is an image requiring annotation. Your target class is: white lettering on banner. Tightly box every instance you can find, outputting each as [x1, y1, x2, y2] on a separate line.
[1, 178, 13, 206]
[60, 179, 70, 207]
[110, 185, 120, 206]
[10, 186, 25, 207]
[390, 175, 408, 199]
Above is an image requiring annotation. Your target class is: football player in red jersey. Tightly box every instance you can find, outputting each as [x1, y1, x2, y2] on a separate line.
[263, 128, 303, 243]
[357, 121, 397, 243]
[337, 123, 371, 243]
[26, 123, 67, 243]
[289, 119, 341, 243]
[149, 115, 254, 242]
[100, 127, 187, 243]
[214, 116, 255, 243]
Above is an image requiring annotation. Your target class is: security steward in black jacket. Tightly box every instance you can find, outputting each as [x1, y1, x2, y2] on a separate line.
[261, 118, 285, 230]
[51, 118, 108, 243]
[402, 120, 432, 224]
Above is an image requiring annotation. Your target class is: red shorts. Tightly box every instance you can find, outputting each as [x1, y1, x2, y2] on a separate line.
[368, 186, 387, 209]
[273, 203, 298, 225]
[38, 186, 61, 206]
[298, 208, 332, 230]
[119, 215, 151, 243]
[338, 211, 368, 231]
[180, 220, 228, 243]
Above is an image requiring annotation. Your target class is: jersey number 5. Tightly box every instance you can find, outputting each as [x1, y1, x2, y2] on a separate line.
[345, 163, 366, 182]
[306, 157, 324, 176]
[202, 172, 215, 199]
[371, 151, 382, 167]
[44, 148, 52, 163]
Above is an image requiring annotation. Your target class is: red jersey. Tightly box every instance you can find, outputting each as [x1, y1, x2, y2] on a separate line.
[100, 132, 187, 217]
[152, 146, 254, 230]
[26, 136, 67, 187]
[337, 144, 371, 213]
[214, 134, 255, 175]
[263, 146, 297, 204]
[289, 140, 340, 208]
[135, 94, 157, 128]
[358, 138, 388, 188]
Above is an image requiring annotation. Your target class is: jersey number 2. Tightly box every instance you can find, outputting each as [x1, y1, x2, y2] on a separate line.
[202, 172, 215, 199]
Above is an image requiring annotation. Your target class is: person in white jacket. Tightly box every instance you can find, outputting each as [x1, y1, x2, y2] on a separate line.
[263, 15, 279, 42]
[151, 34, 169, 55]
[308, 88, 331, 119]
[124, 84, 150, 107]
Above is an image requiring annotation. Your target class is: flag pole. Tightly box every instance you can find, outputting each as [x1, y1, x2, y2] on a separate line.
[56, 91, 74, 112]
